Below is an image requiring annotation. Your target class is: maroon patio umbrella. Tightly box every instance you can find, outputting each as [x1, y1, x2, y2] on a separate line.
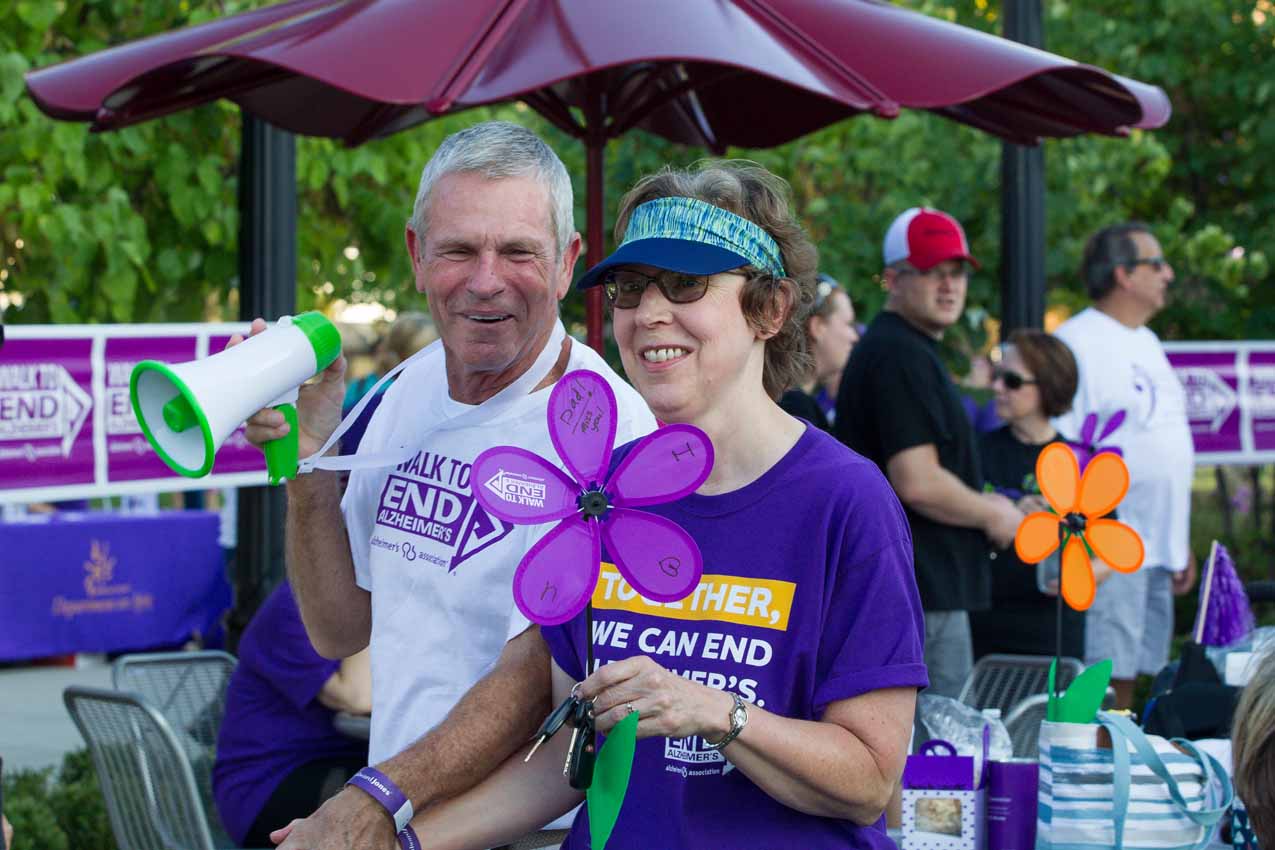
[26, 0, 1171, 348]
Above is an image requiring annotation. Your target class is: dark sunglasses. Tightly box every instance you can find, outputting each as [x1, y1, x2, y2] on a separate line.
[603, 269, 710, 309]
[994, 369, 1037, 390]
[1126, 256, 1169, 272]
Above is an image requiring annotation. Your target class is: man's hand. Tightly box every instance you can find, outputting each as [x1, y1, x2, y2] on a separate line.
[1172, 549, 1198, 596]
[271, 786, 396, 850]
[231, 317, 348, 460]
[982, 492, 1024, 550]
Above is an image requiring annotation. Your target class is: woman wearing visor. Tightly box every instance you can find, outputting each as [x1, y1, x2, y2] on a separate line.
[399, 162, 926, 850]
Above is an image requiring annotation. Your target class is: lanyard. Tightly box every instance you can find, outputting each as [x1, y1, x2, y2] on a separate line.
[298, 319, 567, 474]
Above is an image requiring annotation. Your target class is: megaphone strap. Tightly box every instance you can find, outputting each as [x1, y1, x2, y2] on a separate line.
[299, 319, 568, 474]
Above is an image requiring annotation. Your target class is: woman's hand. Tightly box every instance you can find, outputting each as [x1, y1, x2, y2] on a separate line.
[578, 656, 735, 741]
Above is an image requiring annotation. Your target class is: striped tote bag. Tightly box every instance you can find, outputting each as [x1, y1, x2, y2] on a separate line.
[1038, 711, 1232, 850]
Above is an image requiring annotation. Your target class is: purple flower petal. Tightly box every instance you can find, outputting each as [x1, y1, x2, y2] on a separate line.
[1080, 413, 1098, 447]
[512, 518, 602, 626]
[548, 370, 617, 488]
[472, 446, 581, 525]
[606, 425, 713, 507]
[601, 508, 703, 603]
[1098, 410, 1126, 443]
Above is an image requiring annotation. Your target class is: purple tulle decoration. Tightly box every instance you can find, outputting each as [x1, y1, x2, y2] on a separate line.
[472, 370, 713, 626]
[1193, 541, 1256, 647]
[1069, 411, 1126, 473]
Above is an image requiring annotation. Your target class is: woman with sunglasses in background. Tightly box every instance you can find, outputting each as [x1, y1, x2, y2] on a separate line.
[392, 161, 926, 849]
[969, 329, 1106, 660]
[779, 273, 859, 430]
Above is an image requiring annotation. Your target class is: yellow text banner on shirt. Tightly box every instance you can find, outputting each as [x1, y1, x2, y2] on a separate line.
[591, 564, 795, 632]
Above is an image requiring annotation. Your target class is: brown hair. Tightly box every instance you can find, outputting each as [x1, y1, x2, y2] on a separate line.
[1233, 648, 1275, 846]
[1007, 329, 1078, 419]
[612, 161, 819, 400]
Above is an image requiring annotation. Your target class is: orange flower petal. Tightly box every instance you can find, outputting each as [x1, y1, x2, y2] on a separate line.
[1087, 519, 1144, 573]
[1037, 442, 1080, 514]
[1015, 512, 1062, 563]
[1061, 535, 1096, 611]
[1078, 452, 1130, 518]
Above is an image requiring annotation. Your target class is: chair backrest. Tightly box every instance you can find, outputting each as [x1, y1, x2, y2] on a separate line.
[1003, 693, 1049, 758]
[958, 654, 1084, 715]
[1003, 686, 1119, 759]
[64, 685, 217, 850]
[111, 650, 237, 843]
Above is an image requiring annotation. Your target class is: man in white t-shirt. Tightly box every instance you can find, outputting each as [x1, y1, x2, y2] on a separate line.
[245, 121, 655, 850]
[1053, 222, 1196, 709]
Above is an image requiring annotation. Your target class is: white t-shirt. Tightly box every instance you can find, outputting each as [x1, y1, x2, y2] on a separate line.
[1053, 307, 1193, 571]
[342, 335, 656, 765]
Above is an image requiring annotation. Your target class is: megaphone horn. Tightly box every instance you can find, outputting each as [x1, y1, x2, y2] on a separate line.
[130, 312, 341, 485]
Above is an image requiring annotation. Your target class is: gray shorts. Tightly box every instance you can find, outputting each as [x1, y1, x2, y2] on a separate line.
[922, 610, 973, 699]
[1083, 566, 1174, 679]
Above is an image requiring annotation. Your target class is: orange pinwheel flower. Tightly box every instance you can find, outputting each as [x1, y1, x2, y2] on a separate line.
[1014, 442, 1144, 611]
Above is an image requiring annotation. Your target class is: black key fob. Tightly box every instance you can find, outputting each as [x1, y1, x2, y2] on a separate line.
[567, 701, 596, 790]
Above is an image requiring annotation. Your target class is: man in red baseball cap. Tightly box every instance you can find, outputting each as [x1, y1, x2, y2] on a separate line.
[835, 207, 1021, 699]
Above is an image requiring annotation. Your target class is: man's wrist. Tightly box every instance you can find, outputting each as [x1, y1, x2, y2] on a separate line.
[346, 767, 414, 834]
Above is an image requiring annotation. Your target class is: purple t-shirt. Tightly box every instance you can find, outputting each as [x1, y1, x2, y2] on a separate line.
[542, 425, 928, 850]
[212, 582, 368, 844]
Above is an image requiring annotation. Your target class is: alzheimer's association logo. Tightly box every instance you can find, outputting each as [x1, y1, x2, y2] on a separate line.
[483, 469, 547, 509]
[83, 540, 130, 597]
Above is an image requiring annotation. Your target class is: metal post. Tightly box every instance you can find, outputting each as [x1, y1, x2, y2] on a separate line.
[1001, 0, 1046, 334]
[227, 111, 296, 651]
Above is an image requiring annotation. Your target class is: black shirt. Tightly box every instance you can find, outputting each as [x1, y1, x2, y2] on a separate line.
[969, 426, 1085, 658]
[834, 311, 988, 612]
[779, 388, 830, 431]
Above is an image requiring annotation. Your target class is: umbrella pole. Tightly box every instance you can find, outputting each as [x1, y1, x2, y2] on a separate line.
[585, 137, 606, 354]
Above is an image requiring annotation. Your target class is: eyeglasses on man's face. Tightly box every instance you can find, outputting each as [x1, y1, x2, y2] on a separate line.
[1126, 256, 1170, 272]
[603, 269, 711, 309]
[993, 368, 1037, 391]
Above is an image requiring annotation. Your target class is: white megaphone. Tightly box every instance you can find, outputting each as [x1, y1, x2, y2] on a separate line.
[130, 312, 342, 485]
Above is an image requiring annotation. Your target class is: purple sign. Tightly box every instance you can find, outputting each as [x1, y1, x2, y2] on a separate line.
[104, 336, 199, 482]
[1248, 350, 1275, 453]
[1, 323, 268, 503]
[1165, 342, 1275, 465]
[0, 337, 96, 491]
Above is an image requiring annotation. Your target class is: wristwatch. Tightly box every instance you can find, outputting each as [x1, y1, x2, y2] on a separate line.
[704, 692, 748, 750]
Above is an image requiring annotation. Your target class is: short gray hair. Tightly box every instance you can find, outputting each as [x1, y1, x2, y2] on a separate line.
[408, 121, 574, 257]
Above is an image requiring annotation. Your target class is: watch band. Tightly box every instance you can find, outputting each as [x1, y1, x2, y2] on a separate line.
[704, 692, 747, 750]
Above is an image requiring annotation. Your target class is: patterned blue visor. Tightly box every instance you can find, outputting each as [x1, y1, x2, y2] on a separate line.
[576, 196, 787, 289]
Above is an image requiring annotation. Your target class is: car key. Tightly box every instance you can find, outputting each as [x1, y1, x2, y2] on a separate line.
[525, 693, 579, 762]
[566, 698, 596, 790]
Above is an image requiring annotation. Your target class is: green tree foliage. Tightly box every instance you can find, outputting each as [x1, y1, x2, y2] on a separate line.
[2, 0, 1271, 348]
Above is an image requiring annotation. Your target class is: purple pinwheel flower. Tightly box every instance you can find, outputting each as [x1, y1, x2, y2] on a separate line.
[472, 370, 713, 626]
[1068, 410, 1125, 473]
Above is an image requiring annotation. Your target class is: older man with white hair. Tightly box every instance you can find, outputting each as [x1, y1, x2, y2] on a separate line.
[245, 121, 655, 850]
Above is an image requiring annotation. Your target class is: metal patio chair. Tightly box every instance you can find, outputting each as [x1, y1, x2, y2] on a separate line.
[958, 653, 1085, 716]
[65, 685, 222, 850]
[111, 650, 237, 844]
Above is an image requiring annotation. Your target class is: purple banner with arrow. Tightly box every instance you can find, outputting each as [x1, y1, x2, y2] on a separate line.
[1, 323, 269, 503]
[1165, 342, 1275, 465]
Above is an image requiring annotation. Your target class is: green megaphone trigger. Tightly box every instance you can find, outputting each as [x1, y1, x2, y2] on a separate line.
[264, 402, 300, 485]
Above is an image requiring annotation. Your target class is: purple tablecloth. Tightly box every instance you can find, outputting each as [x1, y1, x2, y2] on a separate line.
[0, 510, 230, 661]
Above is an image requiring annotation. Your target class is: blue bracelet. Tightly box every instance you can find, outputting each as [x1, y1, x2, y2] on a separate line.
[397, 824, 421, 850]
[346, 767, 414, 835]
